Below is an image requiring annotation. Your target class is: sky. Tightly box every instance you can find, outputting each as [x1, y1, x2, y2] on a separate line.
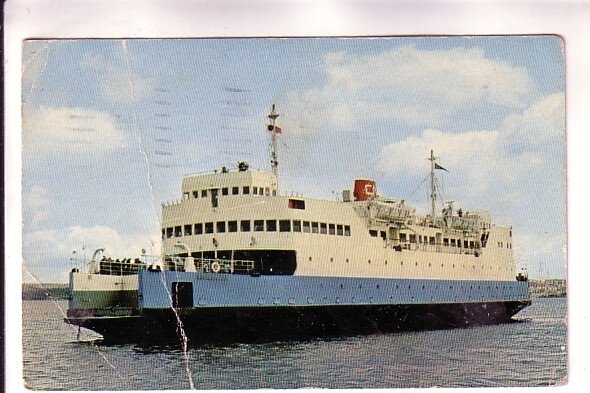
[21, 37, 565, 282]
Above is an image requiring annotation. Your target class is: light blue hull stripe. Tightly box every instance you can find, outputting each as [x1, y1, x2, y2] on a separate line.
[138, 270, 530, 309]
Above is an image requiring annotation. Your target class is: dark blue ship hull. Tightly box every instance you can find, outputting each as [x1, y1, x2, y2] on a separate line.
[66, 270, 531, 344]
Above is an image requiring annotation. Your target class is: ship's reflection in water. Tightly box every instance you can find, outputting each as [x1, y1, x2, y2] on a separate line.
[23, 298, 565, 390]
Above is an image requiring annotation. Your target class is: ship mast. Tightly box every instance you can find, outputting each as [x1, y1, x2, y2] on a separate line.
[268, 104, 280, 182]
[428, 150, 436, 219]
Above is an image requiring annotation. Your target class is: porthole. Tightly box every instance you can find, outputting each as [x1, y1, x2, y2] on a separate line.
[376, 284, 380, 289]
[368, 259, 371, 264]
[385, 260, 388, 265]
[428, 263, 432, 267]
[422, 285, 425, 290]
[415, 262, 418, 266]
[395, 284, 399, 289]
[340, 283, 344, 289]
[309, 256, 312, 262]
[441, 263, 444, 267]
[346, 258, 349, 263]
[359, 284, 362, 289]
[330, 257, 334, 262]
[408, 284, 411, 289]
[452, 264, 455, 268]
[401, 261, 404, 266]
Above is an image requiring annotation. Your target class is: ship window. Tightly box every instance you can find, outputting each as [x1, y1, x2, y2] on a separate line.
[228, 221, 238, 232]
[457, 239, 462, 248]
[232, 187, 239, 195]
[369, 230, 378, 237]
[303, 221, 311, 233]
[279, 220, 291, 232]
[380, 231, 386, 240]
[344, 225, 351, 236]
[329, 224, 336, 235]
[288, 199, 305, 209]
[311, 222, 319, 234]
[217, 221, 226, 233]
[337, 225, 344, 236]
[400, 233, 407, 243]
[166, 227, 173, 238]
[243, 186, 250, 195]
[409, 234, 416, 243]
[293, 220, 302, 232]
[443, 238, 449, 246]
[201, 190, 207, 198]
[266, 220, 277, 232]
[254, 220, 264, 231]
[222, 187, 229, 196]
[265, 187, 270, 196]
[469, 241, 474, 249]
[464, 240, 469, 248]
[451, 239, 456, 246]
[162, 229, 165, 239]
[205, 222, 214, 234]
[240, 220, 251, 232]
[193, 191, 199, 199]
[184, 224, 192, 236]
[175, 226, 182, 237]
[195, 223, 203, 235]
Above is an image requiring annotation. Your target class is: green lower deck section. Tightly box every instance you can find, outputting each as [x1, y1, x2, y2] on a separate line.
[69, 290, 138, 309]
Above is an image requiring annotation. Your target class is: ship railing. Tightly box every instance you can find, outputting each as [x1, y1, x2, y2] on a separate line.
[191, 258, 255, 274]
[390, 242, 481, 255]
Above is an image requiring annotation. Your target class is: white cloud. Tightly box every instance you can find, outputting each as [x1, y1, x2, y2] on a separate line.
[23, 225, 161, 282]
[283, 44, 534, 129]
[22, 106, 127, 158]
[23, 185, 51, 228]
[82, 51, 156, 104]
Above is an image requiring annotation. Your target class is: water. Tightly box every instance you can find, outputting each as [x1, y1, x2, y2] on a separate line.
[22, 298, 566, 390]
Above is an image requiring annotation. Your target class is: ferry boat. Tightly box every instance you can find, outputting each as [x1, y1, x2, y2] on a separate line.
[65, 105, 531, 343]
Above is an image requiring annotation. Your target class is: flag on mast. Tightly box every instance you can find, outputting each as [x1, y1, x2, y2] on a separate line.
[435, 163, 449, 172]
[267, 124, 282, 134]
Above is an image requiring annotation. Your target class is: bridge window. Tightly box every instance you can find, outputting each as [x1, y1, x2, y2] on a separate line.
[265, 187, 270, 196]
[162, 229, 165, 239]
[243, 186, 250, 195]
[166, 227, 173, 238]
[254, 220, 264, 231]
[303, 221, 311, 233]
[337, 225, 344, 236]
[311, 222, 319, 234]
[195, 223, 203, 235]
[222, 187, 229, 196]
[409, 234, 416, 243]
[279, 220, 291, 232]
[369, 230, 378, 237]
[266, 220, 277, 232]
[380, 231, 386, 240]
[184, 224, 192, 236]
[320, 223, 327, 234]
[344, 225, 351, 236]
[232, 187, 239, 195]
[329, 224, 336, 235]
[240, 220, 251, 232]
[451, 239, 456, 246]
[201, 190, 207, 198]
[205, 222, 214, 234]
[193, 191, 199, 198]
[228, 221, 238, 232]
[443, 238, 449, 246]
[293, 220, 302, 232]
[217, 222, 226, 233]
[400, 233, 407, 243]
[288, 199, 305, 209]
[429, 237, 435, 245]
[174, 226, 182, 237]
